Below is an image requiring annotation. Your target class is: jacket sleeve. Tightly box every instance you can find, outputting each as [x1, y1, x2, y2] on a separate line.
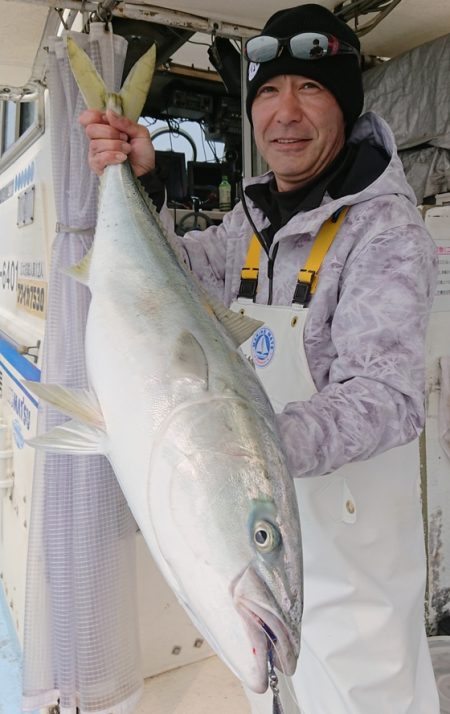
[276, 222, 438, 478]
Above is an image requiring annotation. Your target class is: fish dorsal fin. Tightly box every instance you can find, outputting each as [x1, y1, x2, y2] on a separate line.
[23, 381, 105, 428]
[66, 36, 156, 121]
[170, 331, 208, 388]
[63, 246, 92, 287]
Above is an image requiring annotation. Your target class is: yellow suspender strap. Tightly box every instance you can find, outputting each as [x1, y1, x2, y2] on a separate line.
[293, 206, 350, 305]
[238, 206, 349, 304]
[237, 233, 262, 300]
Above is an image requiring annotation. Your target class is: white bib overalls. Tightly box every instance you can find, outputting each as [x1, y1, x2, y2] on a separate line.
[232, 213, 439, 714]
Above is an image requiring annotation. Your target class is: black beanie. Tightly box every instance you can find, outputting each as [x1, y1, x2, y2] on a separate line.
[246, 4, 363, 129]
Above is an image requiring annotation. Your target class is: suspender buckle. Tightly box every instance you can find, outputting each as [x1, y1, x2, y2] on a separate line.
[293, 281, 311, 306]
[238, 275, 259, 300]
[293, 269, 315, 306]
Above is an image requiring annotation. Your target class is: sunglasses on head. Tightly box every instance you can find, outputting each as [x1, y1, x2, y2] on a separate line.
[245, 32, 360, 64]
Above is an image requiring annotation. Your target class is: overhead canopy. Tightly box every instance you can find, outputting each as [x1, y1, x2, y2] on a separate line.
[127, 0, 450, 57]
[2, 0, 450, 92]
[0, 1, 58, 91]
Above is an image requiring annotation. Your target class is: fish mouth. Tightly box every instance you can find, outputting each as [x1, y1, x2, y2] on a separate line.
[236, 598, 299, 686]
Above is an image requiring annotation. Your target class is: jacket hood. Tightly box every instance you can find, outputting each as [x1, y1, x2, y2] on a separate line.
[242, 112, 416, 237]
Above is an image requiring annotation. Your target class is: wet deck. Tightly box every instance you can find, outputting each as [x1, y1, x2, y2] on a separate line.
[0, 581, 250, 714]
[135, 656, 250, 714]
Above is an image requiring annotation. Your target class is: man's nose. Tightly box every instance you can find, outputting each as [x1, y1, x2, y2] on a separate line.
[275, 90, 303, 122]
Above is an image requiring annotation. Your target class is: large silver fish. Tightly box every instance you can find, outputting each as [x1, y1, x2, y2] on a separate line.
[25, 37, 303, 694]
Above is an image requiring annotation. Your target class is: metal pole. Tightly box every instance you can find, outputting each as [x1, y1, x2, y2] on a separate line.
[240, 37, 253, 179]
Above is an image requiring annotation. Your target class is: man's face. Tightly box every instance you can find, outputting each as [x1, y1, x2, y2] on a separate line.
[251, 74, 346, 192]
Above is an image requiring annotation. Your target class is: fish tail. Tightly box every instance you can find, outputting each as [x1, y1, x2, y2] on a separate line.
[119, 44, 157, 121]
[66, 36, 156, 121]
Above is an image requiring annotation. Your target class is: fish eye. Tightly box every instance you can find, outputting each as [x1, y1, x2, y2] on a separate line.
[253, 520, 281, 553]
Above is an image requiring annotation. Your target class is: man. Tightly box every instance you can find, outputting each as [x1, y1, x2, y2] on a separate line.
[80, 4, 439, 712]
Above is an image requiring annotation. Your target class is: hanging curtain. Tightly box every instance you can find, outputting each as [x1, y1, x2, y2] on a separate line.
[22, 25, 144, 714]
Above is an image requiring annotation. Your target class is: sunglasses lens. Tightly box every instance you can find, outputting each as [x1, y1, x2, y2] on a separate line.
[289, 32, 329, 59]
[246, 32, 358, 64]
[246, 35, 280, 63]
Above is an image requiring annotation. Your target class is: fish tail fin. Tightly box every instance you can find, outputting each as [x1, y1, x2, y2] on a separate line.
[66, 35, 156, 121]
[119, 44, 157, 121]
[66, 36, 109, 112]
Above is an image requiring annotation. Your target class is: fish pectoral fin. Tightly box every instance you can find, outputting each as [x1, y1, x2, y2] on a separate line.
[26, 420, 106, 455]
[209, 299, 264, 347]
[62, 247, 92, 286]
[22, 381, 105, 429]
[66, 37, 108, 111]
[120, 45, 156, 122]
[170, 330, 208, 388]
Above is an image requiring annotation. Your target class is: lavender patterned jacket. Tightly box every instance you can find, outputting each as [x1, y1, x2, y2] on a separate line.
[160, 112, 437, 478]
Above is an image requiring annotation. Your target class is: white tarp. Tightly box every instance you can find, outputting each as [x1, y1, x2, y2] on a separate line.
[400, 148, 450, 204]
[363, 33, 450, 202]
[363, 33, 450, 151]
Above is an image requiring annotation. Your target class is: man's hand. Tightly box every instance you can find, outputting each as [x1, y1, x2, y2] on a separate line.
[79, 108, 155, 177]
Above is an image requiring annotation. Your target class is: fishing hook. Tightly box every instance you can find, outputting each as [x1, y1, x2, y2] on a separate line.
[268, 643, 285, 714]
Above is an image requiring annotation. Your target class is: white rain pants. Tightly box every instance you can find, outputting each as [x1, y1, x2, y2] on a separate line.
[234, 298, 439, 714]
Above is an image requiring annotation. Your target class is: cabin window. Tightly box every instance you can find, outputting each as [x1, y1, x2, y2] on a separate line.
[1, 100, 19, 153]
[0, 95, 43, 169]
[19, 101, 36, 136]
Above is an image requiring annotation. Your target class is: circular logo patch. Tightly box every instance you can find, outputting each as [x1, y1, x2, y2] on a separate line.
[251, 327, 275, 368]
